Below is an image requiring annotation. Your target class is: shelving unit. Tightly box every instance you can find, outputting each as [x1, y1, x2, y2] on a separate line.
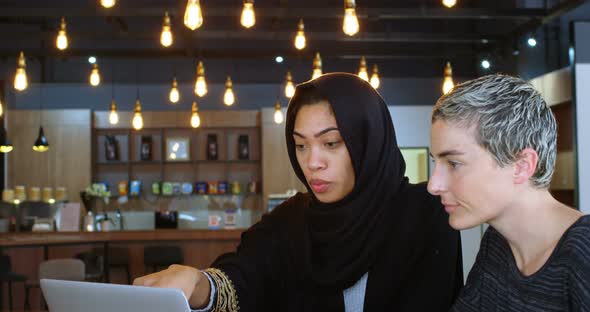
[91, 110, 263, 215]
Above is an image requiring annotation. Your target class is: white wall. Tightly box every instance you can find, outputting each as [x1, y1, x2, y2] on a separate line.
[575, 64, 590, 214]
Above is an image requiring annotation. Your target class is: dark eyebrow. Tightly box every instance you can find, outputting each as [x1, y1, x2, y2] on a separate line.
[430, 150, 465, 158]
[293, 127, 339, 138]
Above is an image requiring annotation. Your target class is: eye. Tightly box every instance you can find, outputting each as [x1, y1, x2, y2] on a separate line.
[324, 141, 340, 149]
[448, 160, 461, 169]
[295, 144, 306, 151]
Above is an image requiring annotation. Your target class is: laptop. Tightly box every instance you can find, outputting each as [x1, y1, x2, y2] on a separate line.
[41, 279, 192, 312]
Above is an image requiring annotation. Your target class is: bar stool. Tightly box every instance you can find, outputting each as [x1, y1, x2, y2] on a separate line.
[92, 246, 132, 284]
[75, 251, 103, 282]
[143, 245, 184, 273]
[0, 254, 27, 311]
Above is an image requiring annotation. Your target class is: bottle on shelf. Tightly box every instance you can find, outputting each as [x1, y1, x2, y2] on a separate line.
[206, 134, 218, 160]
[140, 136, 152, 161]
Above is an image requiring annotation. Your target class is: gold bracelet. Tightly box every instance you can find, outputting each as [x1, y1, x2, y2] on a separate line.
[204, 268, 239, 312]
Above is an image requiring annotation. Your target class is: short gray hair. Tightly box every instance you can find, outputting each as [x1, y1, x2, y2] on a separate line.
[432, 74, 557, 189]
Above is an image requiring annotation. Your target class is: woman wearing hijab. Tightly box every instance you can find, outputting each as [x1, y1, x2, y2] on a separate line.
[134, 73, 463, 311]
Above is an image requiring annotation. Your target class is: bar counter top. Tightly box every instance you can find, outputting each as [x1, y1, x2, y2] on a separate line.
[0, 229, 244, 247]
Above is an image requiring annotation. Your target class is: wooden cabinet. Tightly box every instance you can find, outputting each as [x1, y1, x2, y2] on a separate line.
[92, 111, 262, 214]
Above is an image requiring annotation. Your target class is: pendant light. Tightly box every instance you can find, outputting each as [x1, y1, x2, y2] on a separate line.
[109, 61, 119, 125]
[284, 71, 295, 98]
[195, 61, 207, 97]
[223, 76, 235, 106]
[14, 52, 28, 91]
[0, 126, 13, 153]
[0, 98, 13, 153]
[56, 17, 69, 50]
[132, 98, 144, 130]
[160, 11, 173, 47]
[184, 0, 203, 30]
[357, 56, 369, 81]
[442, 62, 454, 95]
[169, 77, 180, 103]
[33, 85, 49, 152]
[274, 99, 284, 124]
[442, 0, 457, 8]
[190, 100, 201, 128]
[343, 0, 359, 36]
[370, 64, 380, 89]
[100, 0, 116, 9]
[89, 63, 101, 86]
[109, 98, 119, 125]
[240, 0, 256, 28]
[294, 19, 306, 50]
[311, 52, 322, 80]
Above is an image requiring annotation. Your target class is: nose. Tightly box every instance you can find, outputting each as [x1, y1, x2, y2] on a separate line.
[306, 146, 326, 171]
[427, 163, 446, 196]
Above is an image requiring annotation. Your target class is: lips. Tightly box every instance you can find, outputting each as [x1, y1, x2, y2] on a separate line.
[442, 202, 459, 214]
[309, 179, 330, 193]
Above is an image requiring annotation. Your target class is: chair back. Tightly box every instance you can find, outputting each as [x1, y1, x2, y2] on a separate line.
[39, 259, 85, 281]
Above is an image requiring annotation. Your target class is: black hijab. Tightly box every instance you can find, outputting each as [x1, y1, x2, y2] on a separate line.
[285, 73, 406, 288]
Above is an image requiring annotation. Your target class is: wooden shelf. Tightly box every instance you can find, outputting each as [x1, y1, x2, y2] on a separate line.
[92, 114, 262, 212]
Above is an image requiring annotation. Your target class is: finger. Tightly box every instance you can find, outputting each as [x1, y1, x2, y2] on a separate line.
[133, 274, 157, 287]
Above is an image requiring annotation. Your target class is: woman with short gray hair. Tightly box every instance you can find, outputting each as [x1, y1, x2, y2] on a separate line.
[428, 73, 589, 311]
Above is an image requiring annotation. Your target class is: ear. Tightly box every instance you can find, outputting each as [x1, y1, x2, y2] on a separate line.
[513, 148, 539, 185]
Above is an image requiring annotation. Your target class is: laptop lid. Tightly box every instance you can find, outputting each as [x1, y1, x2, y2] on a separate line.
[41, 279, 192, 312]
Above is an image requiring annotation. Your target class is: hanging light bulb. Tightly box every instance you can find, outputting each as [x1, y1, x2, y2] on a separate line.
[0, 126, 13, 153]
[169, 77, 180, 103]
[100, 0, 116, 8]
[442, 0, 457, 8]
[184, 0, 203, 30]
[0, 98, 3, 117]
[294, 19, 306, 50]
[190, 101, 201, 128]
[370, 64, 380, 89]
[312, 52, 322, 80]
[90, 64, 101, 86]
[284, 71, 295, 98]
[240, 0, 256, 28]
[32, 127, 49, 152]
[56, 17, 69, 50]
[160, 11, 173, 47]
[132, 98, 144, 130]
[357, 56, 369, 81]
[109, 99, 119, 125]
[14, 51, 28, 91]
[274, 99, 284, 124]
[195, 61, 207, 97]
[224, 76, 235, 106]
[343, 0, 359, 36]
[442, 62, 455, 95]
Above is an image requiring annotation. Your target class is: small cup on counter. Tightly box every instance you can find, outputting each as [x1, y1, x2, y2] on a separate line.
[42, 187, 53, 203]
[28, 187, 41, 201]
[2, 189, 14, 203]
[15, 185, 26, 202]
[55, 187, 67, 201]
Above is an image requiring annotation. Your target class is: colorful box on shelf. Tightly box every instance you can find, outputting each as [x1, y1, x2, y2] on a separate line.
[129, 180, 141, 196]
[162, 182, 173, 196]
[181, 183, 193, 195]
[118, 181, 128, 196]
[195, 182, 207, 194]
[152, 182, 160, 195]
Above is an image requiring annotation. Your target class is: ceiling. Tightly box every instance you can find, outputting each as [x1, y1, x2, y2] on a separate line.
[0, 0, 587, 82]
